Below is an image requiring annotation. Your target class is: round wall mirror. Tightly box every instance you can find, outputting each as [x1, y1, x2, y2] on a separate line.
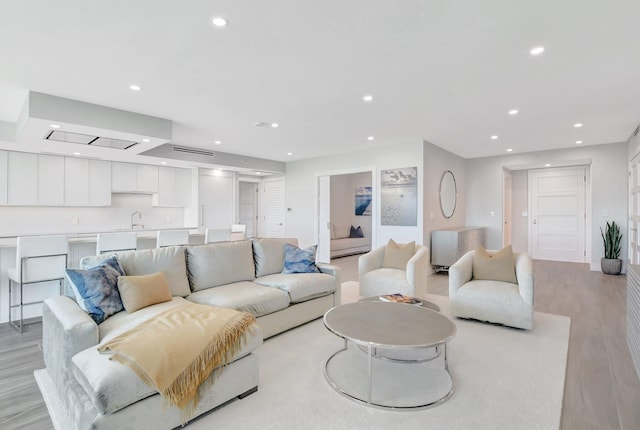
[439, 170, 457, 218]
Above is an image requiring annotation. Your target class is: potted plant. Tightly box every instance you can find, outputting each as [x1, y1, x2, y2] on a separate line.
[600, 221, 623, 275]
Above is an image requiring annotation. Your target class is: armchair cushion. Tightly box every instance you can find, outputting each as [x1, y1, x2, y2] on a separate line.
[382, 239, 415, 270]
[472, 245, 517, 284]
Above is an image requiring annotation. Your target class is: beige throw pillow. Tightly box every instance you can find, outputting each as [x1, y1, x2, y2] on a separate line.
[472, 245, 517, 284]
[118, 272, 173, 313]
[382, 239, 416, 269]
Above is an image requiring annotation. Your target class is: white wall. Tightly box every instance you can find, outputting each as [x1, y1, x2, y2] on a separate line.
[330, 172, 372, 239]
[465, 142, 628, 270]
[0, 193, 185, 236]
[423, 141, 466, 247]
[285, 142, 424, 248]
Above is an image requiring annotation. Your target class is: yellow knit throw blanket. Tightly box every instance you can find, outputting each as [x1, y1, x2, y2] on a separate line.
[97, 303, 256, 419]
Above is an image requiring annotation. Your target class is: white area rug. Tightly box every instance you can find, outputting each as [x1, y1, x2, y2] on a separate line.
[36, 281, 570, 430]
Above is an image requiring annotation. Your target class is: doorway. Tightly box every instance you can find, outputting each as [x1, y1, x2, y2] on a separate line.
[239, 182, 258, 238]
[528, 166, 588, 263]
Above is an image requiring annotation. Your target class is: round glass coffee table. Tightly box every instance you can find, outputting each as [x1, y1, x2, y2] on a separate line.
[323, 301, 456, 410]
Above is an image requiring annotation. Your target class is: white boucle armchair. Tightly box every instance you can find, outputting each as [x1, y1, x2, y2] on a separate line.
[358, 244, 430, 299]
[449, 250, 534, 330]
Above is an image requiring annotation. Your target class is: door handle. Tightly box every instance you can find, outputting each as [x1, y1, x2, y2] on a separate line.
[533, 219, 537, 224]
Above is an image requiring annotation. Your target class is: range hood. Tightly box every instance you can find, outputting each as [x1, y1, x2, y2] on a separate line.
[16, 92, 172, 151]
[45, 129, 138, 150]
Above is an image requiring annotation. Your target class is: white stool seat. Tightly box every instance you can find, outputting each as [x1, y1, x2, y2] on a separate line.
[204, 228, 231, 243]
[8, 235, 68, 332]
[96, 232, 138, 254]
[156, 230, 190, 248]
[230, 224, 247, 241]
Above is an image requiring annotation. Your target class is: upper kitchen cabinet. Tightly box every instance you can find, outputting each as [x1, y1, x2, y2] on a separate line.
[64, 158, 111, 206]
[37, 155, 65, 206]
[112, 162, 158, 193]
[152, 166, 192, 207]
[7, 152, 38, 205]
[0, 151, 8, 204]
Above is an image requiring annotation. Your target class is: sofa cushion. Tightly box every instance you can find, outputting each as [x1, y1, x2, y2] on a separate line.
[71, 298, 263, 415]
[382, 239, 415, 270]
[186, 241, 255, 291]
[252, 238, 298, 277]
[472, 245, 517, 284]
[118, 272, 173, 313]
[187, 281, 290, 317]
[254, 273, 336, 303]
[65, 256, 125, 324]
[349, 225, 364, 238]
[110, 246, 191, 297]
[282, 243, 320, 274]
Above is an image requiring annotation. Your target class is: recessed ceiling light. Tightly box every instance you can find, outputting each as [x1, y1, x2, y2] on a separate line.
[73, 152, 81, 156]
[129, 84, 141, 91]
[574, 123, 583, 128]
[142, 138, 150, 143]
[506, 148, 513, 152]
[211, 17, 228, 27]
[214, 140, 222, 145]
[367, 136, 374, 141]
[576, 140, 583, 144]
[508, 109, 518, 115]
[255, 171, 262, 175]
[271, 123, 279, 128]
[287, 152, 293, 156]
[50, 124, 61, 129]
[545, 163, 551, 167]
[363, 94, 373, 102]
[491, 135, 499, 140]
[530, 46, 545, 56]
[161, 161, 167, 165]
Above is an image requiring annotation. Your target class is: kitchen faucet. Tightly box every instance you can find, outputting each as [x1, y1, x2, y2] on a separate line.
[130, 211, 144, 229]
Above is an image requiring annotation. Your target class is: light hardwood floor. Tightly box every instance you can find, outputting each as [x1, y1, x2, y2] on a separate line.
[1, 256, 639, 429]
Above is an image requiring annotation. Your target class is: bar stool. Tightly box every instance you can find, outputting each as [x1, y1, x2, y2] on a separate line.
[96, 232, 137, 254]
[156, 230, 190, 248]
[230, 224, 247, 241]
[7, 235, 69, 332]
[204, 228, 231, 243]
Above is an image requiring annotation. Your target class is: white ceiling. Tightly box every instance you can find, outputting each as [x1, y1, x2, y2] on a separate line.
[1, 0, 639, 165]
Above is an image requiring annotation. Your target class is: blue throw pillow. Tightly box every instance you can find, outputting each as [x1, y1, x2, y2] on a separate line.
[282, 243, 320, 274]
[349, 225, 364, 238]
[66, 256, 126, 324]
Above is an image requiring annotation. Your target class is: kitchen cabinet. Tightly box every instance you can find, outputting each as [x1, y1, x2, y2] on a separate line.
[64, 157, 89, 206]
[37, 155, 65, 206]
[0, 151, 7, 204]
[7, 152, 37, 205]
[112, 162, 158, 193]
[65, 158, 112, 206]
[88, 160, 111, 206]
[152, 166, 192, 207]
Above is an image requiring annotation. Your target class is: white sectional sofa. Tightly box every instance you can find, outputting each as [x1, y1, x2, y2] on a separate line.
[42, 238, 341, 430]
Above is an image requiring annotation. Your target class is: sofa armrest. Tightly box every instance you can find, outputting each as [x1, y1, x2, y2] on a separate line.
[358, 245, 385, 277]
[515, 253, 534, 305]
[448, 250, 474, 298]
[42, 296, 99, 390]
[406, 246, 429, 298]
[317, 263, 343, 306]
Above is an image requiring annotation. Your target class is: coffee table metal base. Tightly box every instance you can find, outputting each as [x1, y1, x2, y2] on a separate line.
[323, 340, 455, 410]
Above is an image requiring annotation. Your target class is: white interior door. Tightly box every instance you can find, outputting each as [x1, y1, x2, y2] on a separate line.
[317, 175, 331, 264]
[529, 166, 587, 262]
[239, 182, 258, 238]
[260, 178, 285, 237]
[503, 170, 512, 247]
[199, 173, 234, 229]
